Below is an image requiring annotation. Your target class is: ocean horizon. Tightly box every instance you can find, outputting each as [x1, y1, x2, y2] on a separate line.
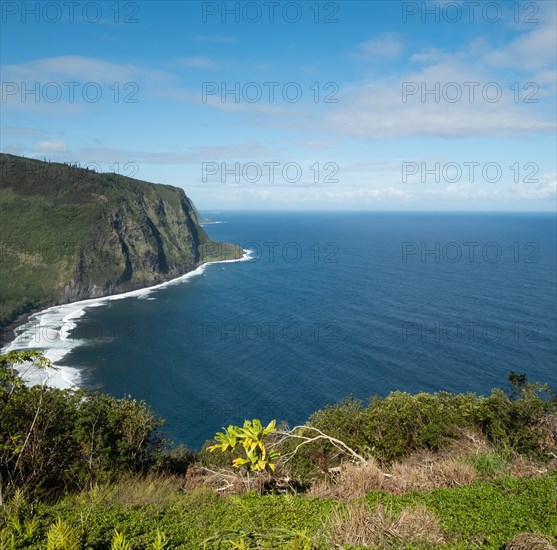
[3, 211, 556, 449]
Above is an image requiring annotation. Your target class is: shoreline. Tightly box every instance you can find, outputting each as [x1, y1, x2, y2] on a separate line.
[1, 250, 250, 349]
[0, 250, 252, 385]
[1, 307, 44, 347]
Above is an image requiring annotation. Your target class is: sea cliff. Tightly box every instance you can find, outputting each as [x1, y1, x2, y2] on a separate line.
[0, 153, 241, 333]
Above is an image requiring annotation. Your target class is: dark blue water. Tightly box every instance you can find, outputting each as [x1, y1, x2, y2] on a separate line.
[63, 212, 557, 448]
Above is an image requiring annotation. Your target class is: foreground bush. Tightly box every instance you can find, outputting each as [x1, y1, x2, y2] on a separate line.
[0, 351, 165, 501]
[282, 380, 556, 480]
[2, 350, 555, 502]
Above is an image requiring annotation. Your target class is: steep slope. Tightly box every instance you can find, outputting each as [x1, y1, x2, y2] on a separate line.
[0, 154, 241, 330]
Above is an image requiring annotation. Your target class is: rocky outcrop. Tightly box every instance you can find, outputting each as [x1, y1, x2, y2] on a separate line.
[58, 192, 205, 303]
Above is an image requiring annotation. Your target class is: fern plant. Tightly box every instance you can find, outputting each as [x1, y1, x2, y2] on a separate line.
[152, 529, 168, 550]
[0, 490, 39, 549]
[111, 530, 131, 550]
[46, 518, 81, 550]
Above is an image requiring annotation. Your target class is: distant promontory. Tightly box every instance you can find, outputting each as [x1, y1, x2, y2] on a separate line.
[0, 153, 242, 336]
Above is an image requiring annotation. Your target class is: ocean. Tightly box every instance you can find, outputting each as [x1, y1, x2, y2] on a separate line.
[4, 211, 556, 449]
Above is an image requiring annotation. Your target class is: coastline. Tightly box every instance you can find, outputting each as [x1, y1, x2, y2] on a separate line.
[1, 249, 252, 387]
[0, 307, 44, 347]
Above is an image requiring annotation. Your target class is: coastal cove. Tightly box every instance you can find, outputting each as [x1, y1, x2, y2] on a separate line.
[3, 211, 556, 449]
[1, 249, 252, 387]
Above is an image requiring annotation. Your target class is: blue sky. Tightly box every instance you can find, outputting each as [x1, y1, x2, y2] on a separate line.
[1, 0, 556, 211]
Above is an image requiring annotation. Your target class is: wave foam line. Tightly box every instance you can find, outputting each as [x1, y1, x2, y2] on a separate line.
[1, 250, 252, 389]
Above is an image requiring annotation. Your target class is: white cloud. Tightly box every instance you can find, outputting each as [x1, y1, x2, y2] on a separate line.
[425, 182, 500, 200]
[157, 87, 283, 114]
[191, 183, 413, 210]
[511, 173, 557, 199]
[33, 140, 68, 152]
[410, 48, 447, 64]
[483, 8, 557, 71]
[534, 69, 557, 86]
[69, 142, 277, 164]
[328, 16, 556, 140]
[2, 56, 167, 84]
[359, 33, 404, 59]
[321, 186, 407, 201]
[326, 57, 555, 138]
[1, 126, 55, 137]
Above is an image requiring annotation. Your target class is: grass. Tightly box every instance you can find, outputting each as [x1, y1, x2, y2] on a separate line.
[363, 475, 557, 549]
[306, 430, 554, 501]
[200, 241, 245, 263]
[328, 502, 445, 548]
[1, 472, 555, 549]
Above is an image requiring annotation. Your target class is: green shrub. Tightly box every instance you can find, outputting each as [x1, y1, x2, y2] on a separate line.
[1, 352, 165, 500]
[478, 385, 556, 454]
[152, 444, 198, 475]
[360, 391, 479, 462]
[283, 382, 555, 481]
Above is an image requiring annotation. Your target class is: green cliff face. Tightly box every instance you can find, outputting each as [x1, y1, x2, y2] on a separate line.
[0, 154, 241, 329]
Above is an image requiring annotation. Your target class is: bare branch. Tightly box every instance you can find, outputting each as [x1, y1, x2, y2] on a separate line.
[274, 425, 368, 465]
